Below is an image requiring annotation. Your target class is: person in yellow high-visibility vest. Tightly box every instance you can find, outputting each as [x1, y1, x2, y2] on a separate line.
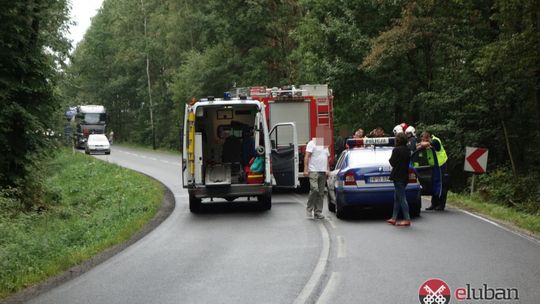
[416, 131, 449, 211]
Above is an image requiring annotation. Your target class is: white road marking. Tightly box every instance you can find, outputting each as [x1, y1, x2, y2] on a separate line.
[337, 236, 346, 258]
[326, 218, 336, 229]
[458, 209, 540, 245]
[293, 222, 330, 304]
[315, 272, 341, 304]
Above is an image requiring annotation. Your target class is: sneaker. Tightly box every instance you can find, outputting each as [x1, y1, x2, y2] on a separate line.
[306, 210, 313, 219]
[434, 206, 445, 211]
[386, 218, 397, 225]
[425, 206, 436, 211]
[314, 213, 325, 219]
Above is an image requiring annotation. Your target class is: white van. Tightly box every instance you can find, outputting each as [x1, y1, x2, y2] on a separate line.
[182, 96, 298, 212]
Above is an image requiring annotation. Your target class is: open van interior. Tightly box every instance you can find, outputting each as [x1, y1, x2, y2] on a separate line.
[194, 104, 265, 186]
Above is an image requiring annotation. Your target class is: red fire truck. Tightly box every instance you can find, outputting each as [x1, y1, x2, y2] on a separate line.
[241, 84, 335, 188]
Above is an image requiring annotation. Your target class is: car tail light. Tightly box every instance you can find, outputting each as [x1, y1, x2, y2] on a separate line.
[408, 169, 417, 183]
[345, 171, 356, 186]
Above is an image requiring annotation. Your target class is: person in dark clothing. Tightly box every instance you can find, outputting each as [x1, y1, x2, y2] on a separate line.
[240, 129, 256, 167]
[387, 133, 411, 226]
[417, 131, 449, 211]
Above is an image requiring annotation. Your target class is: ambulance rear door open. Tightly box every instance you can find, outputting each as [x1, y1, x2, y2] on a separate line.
[269, 122, 299, 188]
[182, 104, 191, 188]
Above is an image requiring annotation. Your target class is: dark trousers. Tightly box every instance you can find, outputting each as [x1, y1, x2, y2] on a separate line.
[431, 163, 448, 209]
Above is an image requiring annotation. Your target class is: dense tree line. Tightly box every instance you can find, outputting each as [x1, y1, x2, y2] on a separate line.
[63, 0, 538, 192]
[0, 0, 70, 206]
[2, 1, 537, 207]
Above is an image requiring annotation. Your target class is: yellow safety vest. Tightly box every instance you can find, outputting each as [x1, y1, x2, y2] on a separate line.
[426, 135, 448, 166]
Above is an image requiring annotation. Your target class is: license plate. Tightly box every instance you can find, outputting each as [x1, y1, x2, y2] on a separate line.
[369, 176, 390, 183]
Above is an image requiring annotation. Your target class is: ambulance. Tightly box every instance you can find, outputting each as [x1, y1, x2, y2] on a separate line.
[182, 95, 299, 212]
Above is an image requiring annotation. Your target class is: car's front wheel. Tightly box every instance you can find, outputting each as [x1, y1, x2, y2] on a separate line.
[327, 191, 336, 213]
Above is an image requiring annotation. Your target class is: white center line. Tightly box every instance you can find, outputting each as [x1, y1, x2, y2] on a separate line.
[315, 272, 341, 304]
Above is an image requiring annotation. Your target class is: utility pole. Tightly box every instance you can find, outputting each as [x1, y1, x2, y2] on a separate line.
[141, 0, 156, 150]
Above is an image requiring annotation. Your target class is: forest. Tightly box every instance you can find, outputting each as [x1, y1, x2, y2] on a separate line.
[1, 0, 539, 211]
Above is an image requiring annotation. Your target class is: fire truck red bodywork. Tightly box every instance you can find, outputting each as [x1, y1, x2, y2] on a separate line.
[248, 85, 335, 173]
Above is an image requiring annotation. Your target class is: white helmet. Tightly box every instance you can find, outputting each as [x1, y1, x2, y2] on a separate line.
[392, 125, 404, 135]
[405, 126, 416, 137]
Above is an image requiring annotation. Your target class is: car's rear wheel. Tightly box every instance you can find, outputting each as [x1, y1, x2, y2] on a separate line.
[189, 193, 201, 213]
[335, 195, 346, 219]
[410, 199, 421, 218]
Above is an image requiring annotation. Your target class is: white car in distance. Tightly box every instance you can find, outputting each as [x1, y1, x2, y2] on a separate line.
[85, 134, 111, 155]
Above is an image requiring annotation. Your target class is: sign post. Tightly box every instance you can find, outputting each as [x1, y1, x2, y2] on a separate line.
[464, 147, 488, 194]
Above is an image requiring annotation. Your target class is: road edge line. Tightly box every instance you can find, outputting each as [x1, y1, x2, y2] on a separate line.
[292, 194, 331, 304]
[457, 209, 540, 246]
[1, 177, 175, 304]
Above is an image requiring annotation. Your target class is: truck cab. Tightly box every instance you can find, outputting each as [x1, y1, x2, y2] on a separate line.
[182, 96, 298, 212]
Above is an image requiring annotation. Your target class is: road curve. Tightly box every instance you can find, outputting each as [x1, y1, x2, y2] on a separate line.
[28, 147, 329, 304]
[26, 146, 540, 303]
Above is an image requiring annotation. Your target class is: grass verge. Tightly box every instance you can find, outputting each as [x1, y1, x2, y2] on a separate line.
[0, 148, 163, 299]
[448, 192, 540, 236]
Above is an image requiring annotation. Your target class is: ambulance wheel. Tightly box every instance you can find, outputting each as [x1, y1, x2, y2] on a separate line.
[189, 194, 201, 213]
[258, 194, 271, 211]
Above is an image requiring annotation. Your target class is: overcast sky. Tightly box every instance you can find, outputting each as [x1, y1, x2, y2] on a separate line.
[67, 0, 104, 48]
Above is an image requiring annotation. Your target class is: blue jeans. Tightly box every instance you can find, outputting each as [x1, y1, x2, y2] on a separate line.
[392, 181, 410, 220]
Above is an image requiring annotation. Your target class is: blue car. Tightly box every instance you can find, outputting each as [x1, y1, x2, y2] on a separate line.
[327, 138, 422, 219]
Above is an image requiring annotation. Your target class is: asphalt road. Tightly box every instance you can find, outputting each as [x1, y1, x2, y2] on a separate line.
[28, 146, 540, 304]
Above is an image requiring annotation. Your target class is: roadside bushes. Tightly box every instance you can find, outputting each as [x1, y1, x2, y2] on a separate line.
[477, 167, 540, 215]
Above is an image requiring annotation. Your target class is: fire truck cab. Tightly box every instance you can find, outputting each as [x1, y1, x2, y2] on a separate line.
[182, 96, 299, 212]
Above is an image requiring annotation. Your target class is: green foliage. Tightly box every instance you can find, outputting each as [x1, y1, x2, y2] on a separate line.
[0, 0, 71, 206]
[0, 149, 163, 298]
[477, 168, 540, 214]
[60, 0, 540, 199]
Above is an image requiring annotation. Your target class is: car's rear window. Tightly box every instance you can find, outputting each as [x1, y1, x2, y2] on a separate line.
[89, 135, 108, 143]
[347, 148, 392, 167]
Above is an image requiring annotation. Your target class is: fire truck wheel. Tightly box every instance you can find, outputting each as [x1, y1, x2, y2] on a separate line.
[189, 194, 201, 213]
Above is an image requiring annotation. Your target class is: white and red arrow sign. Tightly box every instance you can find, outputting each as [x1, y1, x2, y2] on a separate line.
[464, 147, 488, 173]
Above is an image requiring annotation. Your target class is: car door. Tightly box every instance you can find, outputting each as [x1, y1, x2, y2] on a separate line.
[327, 151, 347, 204]
[269, 122, 299, 188]
[411, 148, 433, 195]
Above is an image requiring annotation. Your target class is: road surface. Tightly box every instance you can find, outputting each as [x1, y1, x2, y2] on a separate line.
[28, 146, 540, 303]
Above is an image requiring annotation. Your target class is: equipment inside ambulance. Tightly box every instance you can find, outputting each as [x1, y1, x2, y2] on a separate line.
[182, 96, 298, 213]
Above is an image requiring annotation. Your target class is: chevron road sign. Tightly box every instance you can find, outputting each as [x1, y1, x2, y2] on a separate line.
[464, 147, 488, 173]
